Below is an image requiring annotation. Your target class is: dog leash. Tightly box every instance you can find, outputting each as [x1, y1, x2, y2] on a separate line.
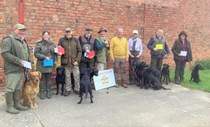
[24, 68, 30, 81]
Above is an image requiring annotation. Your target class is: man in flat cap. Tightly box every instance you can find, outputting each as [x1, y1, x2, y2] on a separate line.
[78, 27, 96, 71]
[94, 28, 109, 70]
[1, 23, 30, 114]
[58, 27, 82, 96]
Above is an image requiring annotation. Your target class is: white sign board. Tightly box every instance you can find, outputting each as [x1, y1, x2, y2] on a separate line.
[93, 69, 116, 91]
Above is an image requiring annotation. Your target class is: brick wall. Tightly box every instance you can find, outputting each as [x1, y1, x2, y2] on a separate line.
[0, 0, 210, 89]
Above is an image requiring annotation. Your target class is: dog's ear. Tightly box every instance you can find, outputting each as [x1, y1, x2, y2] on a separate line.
[28, 72, 33, 79]
[38, 72, 42, 79]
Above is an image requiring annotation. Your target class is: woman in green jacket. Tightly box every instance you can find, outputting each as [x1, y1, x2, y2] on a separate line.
[172, 31, 192, 84]
[34, 31, 56, 99]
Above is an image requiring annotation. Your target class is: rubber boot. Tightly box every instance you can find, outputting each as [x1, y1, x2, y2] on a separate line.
[175, 76, 181, 85]
[40, 81, 45, 99]
[5, 92, 19, 114]
[14, 90, 29, 111]
[46, 89, 52, 99]
[46, 83, 52, 99]
[39, 90, 45, 99]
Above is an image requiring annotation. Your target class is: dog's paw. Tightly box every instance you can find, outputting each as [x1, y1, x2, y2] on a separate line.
[34, 103, 38, 108]
[31, 106, 35, 109]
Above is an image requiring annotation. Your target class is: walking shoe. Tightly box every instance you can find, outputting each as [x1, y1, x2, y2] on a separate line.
[122, 84, 128, 88]
[64, 91, 70, 96]
[115, 84, 119, 88]
[74, 91, 79, 95]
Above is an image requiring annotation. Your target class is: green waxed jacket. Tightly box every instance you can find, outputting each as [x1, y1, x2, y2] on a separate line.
[1, 34, 30, 74]
[58, 36, 82, 66]
[34, 40, 56, 73]
[94, 37, 109, 64]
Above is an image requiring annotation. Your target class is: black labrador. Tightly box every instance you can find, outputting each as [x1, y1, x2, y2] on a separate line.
[190, 64, 204, 83]
[161, 64, 170, 85]
[150, 66, 162, 81]
[78, 68, 98, 104]
[135, 61, 149, 88]
[55, 66, 65, 95]
[143, 67, 170, 90]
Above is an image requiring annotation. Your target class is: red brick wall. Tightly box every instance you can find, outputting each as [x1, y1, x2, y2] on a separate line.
[0, 0, 210, 89]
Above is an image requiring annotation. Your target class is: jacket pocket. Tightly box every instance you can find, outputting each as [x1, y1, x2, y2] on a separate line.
[61, 56, 68, 65]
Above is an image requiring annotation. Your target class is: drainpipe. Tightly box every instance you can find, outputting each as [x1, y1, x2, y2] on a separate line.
[19, 0, 24, 23]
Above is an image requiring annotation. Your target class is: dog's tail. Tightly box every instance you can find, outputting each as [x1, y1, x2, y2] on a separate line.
[161, 86, 171, 90]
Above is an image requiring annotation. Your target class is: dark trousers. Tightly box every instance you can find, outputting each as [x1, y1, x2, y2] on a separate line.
[150, 57, 163, 70]
[129, 51, 140, 81]
[175, 60, 186, 82]
[40, 73, 52, 92]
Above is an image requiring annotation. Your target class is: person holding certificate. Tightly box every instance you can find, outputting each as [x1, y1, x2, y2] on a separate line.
[147, 29, 170, 70]
[34, 31, 57, 99]
[172, 31, 192, 84]
[58, 27, 82, 96]
[1, 23, 30, 114]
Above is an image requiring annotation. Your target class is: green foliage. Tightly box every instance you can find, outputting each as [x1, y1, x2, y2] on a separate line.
[170, 69, 210, 92]
[194, 59, 210, 70]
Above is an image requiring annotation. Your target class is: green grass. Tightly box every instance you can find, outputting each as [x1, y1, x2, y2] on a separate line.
[170, 69, 210, 92]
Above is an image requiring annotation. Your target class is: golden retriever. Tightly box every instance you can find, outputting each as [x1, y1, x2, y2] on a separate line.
[21, 71, 41, 109]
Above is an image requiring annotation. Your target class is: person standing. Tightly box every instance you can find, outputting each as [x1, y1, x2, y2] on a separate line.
[34, 31, 57, 99]
[58, 27, 82, 96]
[1, 23, 29, 114]
[128, 30, 143, 85]
[147, 29, 170, 70]
[172, 31, 192, 84]
[94, 28, 110, 71]
[110, 27, 129, 88]
[78, 27, 96, 71]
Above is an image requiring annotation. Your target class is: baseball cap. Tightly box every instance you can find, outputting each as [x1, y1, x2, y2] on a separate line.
[14, 23, 27, 30]
[132, 30, 138, 34]
[65, 27, 73, 32]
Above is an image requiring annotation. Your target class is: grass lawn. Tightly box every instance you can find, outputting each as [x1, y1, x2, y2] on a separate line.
[170, 69, 210, 92]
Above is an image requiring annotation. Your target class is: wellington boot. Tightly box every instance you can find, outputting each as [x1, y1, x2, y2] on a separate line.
[46, 89, 52, 99]
[39, 90, 45, 99]
[46, 82, 52, 99]
[14, 91, 29, 111]
[5, 93, 19, 114]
